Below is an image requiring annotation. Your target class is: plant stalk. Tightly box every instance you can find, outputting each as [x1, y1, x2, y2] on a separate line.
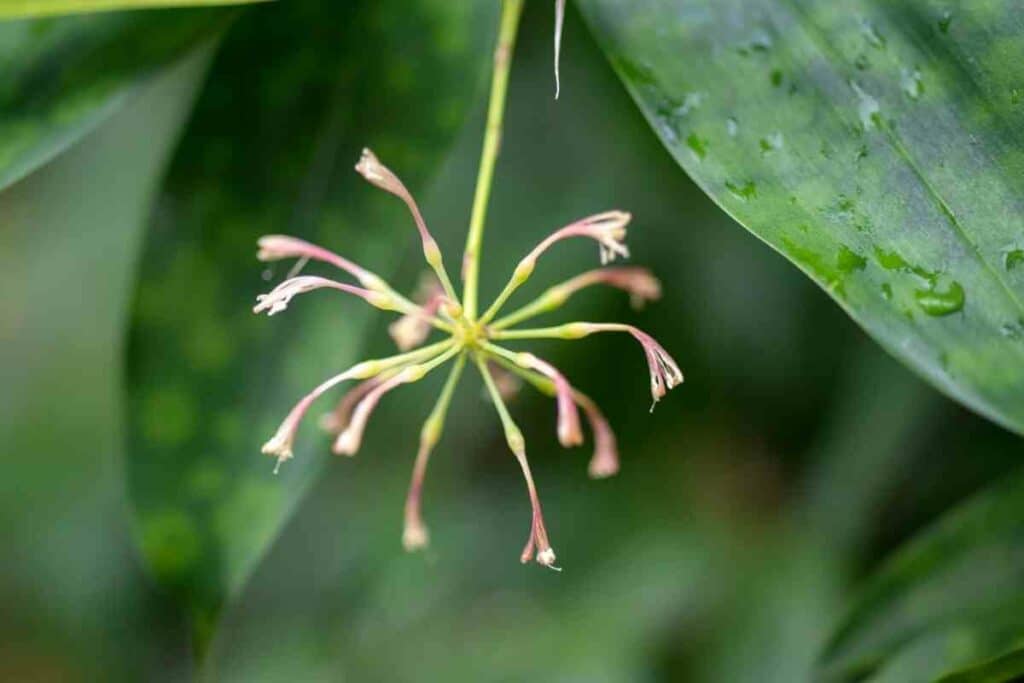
[461, 0, 524, 320]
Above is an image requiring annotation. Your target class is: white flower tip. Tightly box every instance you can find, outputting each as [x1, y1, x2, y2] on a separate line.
[558, 421, 584, 448]
[355, 147, 403, 196]
[332, 429, 360, 456]
[354, 147, 380, 177]
[253, 294, 288, 316]
[588, 456, 619, 479]
[261, 434, 294, 471]
[388, 314, 429, 351]
[256, 235, 292, 262]
[536, 547, 560, 570]
[402, 522, 430, 552]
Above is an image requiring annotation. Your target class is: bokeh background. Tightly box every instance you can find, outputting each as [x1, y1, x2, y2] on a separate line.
[2, 2, 1021, 681]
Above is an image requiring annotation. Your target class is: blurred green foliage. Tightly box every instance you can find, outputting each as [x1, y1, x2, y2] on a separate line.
[1, 1, 1022, 681]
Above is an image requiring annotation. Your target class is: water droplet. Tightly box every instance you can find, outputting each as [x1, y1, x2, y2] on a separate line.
[881, 283, 893, 300]
[1012, 89, 1023, 106]
[854, 54, 871, 71]
[900, 67, 923, 99]
[876, 249, 903, 272]
[837, 246, 867, 274]
[759, 132, 784, 155]
[686, 133, 708, 160]
[855, 144, 869, 161]
[726, 117, 739, 137]
[261, 267, 275, 282]
[851, 81, 881, 130]
[861, 19, 886, 48]
[736, 30, 773, 56]
[1001, 320, 1024, 340]
[938, 10, 953, 34]
[915, 280, 965, 316]
[1004, 249, 1024, 271]
[770, 69, 783, 87]
[726, 180, 758, 201]
[656, 118, 678, 144]
[677, 91, 705, 116]
[820, 141, 833, 159]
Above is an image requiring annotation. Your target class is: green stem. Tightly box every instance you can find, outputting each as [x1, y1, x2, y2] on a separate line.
[462, 0, 524, 320]
[489, 322, 594, 341]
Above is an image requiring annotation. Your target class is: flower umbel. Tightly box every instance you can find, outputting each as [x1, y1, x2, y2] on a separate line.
[252, 0, 682, 569]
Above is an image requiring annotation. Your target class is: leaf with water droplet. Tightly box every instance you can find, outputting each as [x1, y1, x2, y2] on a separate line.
[581, 0, 1024, 444]
[759, 131, 784, 154]
[900, 67, 923, 100]
[915, 279, 965, 316]
[686, 132, 708, 160]
[725, 179, 757, 201]
[1004, 249, 1024, 271]
[938, 9, 953, 34]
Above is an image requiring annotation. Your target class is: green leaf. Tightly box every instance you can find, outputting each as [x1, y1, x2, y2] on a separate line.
[0, 37, 217, 679]
[0, 0, 265, 20]
[818, 470, 1024, 682]
[576, 0, 1024, 434]
[123, 0, 498, 655]
[0, 7, 234, 190]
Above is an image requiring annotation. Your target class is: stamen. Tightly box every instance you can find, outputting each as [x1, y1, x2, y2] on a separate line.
[491, 266, 661, 330]
[319, 375, 388, 434]
[354, 149, 461, 304]
[260, 361, 379, 470]
[477, 211, 631, 325]
[517, 353, 583, 448]
[261, 341, 455, 472]
[333, 345, 461, 456]
[254, 275, 393, 316]
[476, 355, 557, 568]
[490, 322, 682, 408]
[525, 211, 631, 267]
[257, 235, 379, 290]
[403, 355, 466, 552]
[487, 349, 620, 479]
[574, 391, 619, 478]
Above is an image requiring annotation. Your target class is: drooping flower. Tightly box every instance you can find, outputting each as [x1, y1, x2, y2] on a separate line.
[252, 3, 682, 570]
[254, 147, 681, 569]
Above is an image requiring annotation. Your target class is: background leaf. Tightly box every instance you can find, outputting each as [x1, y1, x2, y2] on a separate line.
[819, 469, 1024, 682]
[0, 7, 233, 190]
[123, 0, 499, 655]
[0, 38, 217, 681]
[576, 0, 1024, 434]
[0, 0, 265, 20]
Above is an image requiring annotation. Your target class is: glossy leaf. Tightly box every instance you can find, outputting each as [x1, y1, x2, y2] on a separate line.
[123, 0, 498, 653]
[0, 0, 265, 20]
[818, 470, 1024, 682]
[0, 7, 234, 190]
[576, 0, 1024, 434]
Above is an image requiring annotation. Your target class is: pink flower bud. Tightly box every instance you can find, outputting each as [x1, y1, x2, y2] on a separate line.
[517, 353, 583, 448]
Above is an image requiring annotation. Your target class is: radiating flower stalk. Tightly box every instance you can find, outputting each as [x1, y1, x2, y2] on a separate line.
[253, 0, 682, 569]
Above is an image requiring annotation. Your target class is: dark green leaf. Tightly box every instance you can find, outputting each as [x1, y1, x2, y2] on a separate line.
[818, 470, 1024, 682]
[576, 0, 1024, 434]
[0, 7, 233, 190]
[938, 648, 1024, 683]
[0, 0, 265, 20]
[0, 37, 217, 679]
[124, 0, 498, 655]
